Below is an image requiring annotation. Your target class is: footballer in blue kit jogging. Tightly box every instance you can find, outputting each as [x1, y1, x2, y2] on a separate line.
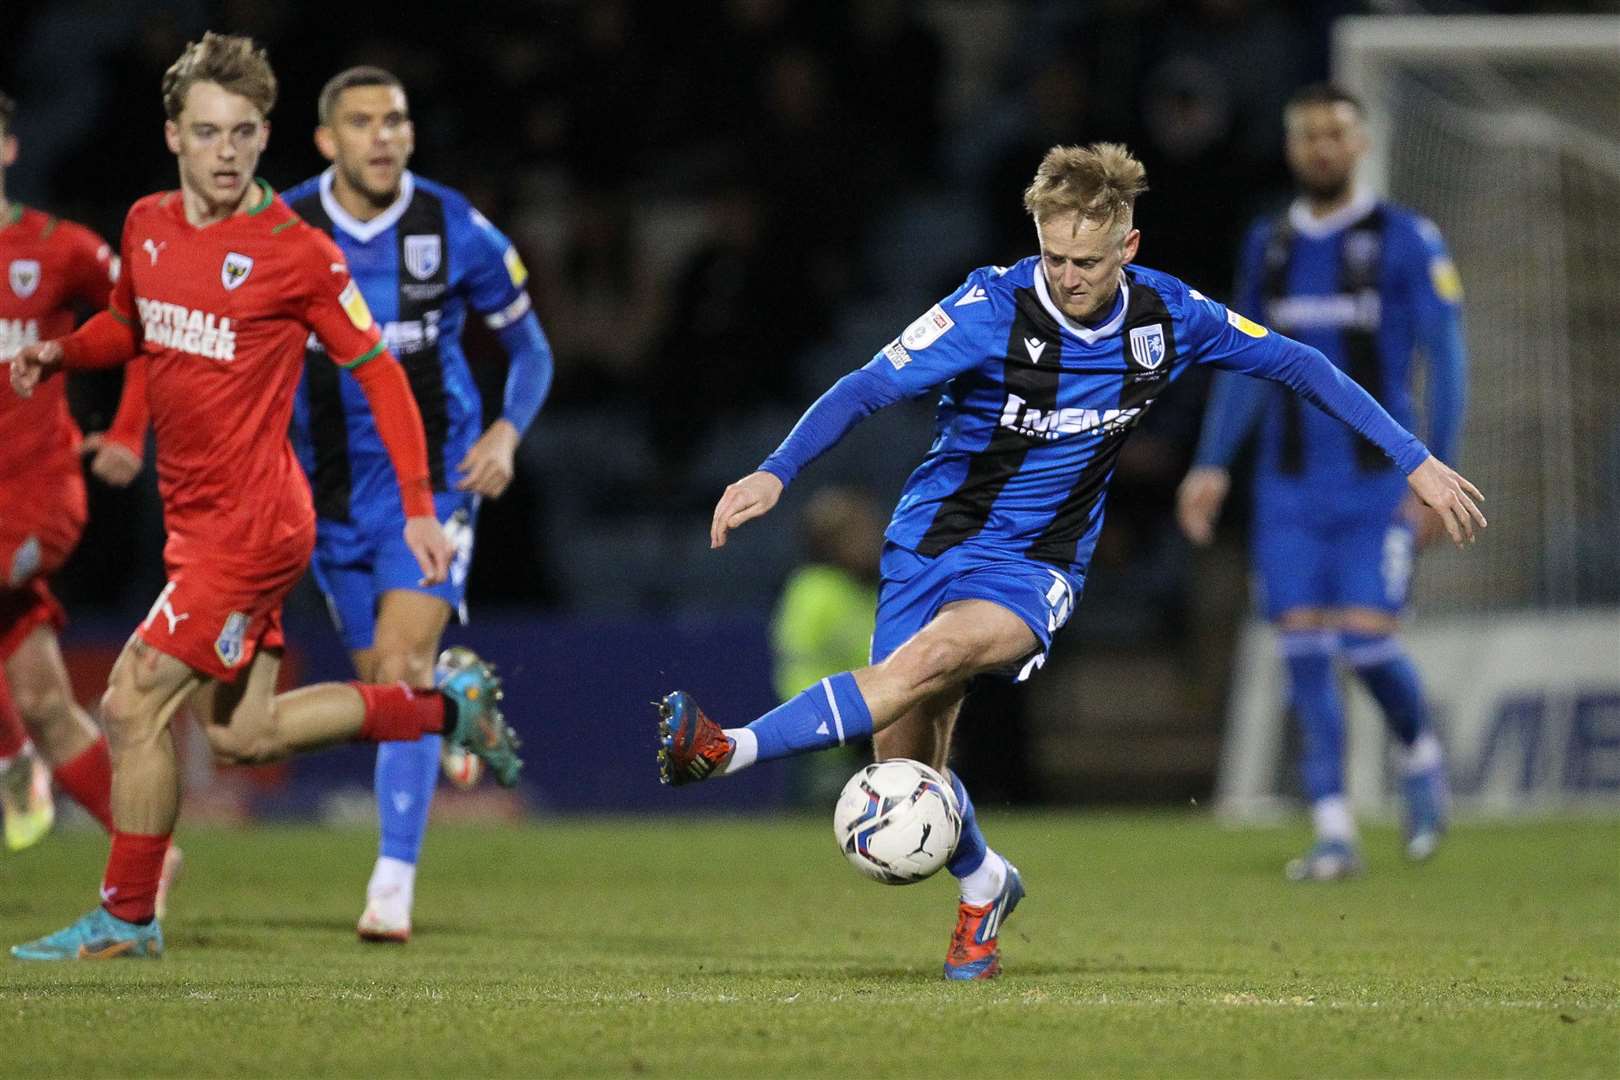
[285, 68, 552, 942]
[657, 142, 1485, 979]
[1178, 85, 1467, 881]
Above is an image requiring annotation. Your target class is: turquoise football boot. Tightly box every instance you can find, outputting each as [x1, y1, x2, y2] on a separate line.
[437, 649, 522, 788]
[12, 907, 163, 961]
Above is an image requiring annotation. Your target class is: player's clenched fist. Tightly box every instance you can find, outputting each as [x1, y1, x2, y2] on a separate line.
[7, 340, 63, 398]
[710, 470, 784, 549]
[404, 515, 455, 586]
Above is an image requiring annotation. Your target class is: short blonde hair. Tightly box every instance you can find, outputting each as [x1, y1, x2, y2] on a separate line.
[161, 32, 277, 121]
[1023, 143, 1148, 237]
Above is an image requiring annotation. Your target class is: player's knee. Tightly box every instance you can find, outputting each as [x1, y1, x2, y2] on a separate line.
[370, 645, 436, 690]
[99, 685, 160, 754]
[11, 676, 72, 730]
[886, 635, 972, 694]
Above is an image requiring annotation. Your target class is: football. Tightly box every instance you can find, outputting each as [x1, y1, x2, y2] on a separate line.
[832, 759, 962, 884]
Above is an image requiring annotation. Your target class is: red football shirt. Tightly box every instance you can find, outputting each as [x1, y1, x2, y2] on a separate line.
[0, 204, 116, 496]
[108, 182, 400, 579]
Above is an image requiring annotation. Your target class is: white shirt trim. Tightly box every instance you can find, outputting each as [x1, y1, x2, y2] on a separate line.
[319, 167, 416, 243]
[1033, 264, 1129, 344]
[1287, 186, 1378, 239]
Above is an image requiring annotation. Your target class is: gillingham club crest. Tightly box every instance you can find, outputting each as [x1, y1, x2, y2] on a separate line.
[1128, 323, 1167, 370]
[221, 251, 254, 291]
[9, 259, 40, 299]
[403, 234, 441, 280]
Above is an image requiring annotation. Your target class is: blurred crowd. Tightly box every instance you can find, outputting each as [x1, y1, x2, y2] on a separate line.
[0, 0, 1595, 627]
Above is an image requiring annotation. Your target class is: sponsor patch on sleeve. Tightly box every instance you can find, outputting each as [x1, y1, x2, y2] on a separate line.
[1430, 256, 1463, 302]
[900, 303, 954, 351]
[503, 246, 529, 288]
[881, 340, 912, 371]
[1226, 308, 1268, 338]
[338, 280, 374, 332]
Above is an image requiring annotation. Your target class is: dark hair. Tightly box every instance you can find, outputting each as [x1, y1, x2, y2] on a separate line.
[1286, 82, 1364, 117]
[162, 32, 277, 120]
[0, 90, 16, 137]
[317, 66, 406, 124]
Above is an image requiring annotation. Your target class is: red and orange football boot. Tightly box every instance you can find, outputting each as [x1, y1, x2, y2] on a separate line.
[656, 691, 733, 786]
[943, 861, 1025, 980]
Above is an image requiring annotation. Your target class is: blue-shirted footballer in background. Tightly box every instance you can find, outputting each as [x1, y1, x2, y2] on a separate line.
[656, 142, 1485, 981]
[284, 67, 552, 943]
[1177, 84, 1468, 883]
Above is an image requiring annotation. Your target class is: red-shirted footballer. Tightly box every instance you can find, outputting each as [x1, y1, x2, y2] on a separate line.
[0, 90, 138, 862]
[7, 33, 522, 962]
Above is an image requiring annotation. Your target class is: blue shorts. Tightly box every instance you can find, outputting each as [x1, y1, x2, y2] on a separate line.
[1252, 502, 1415, 621]
[310, 491, 479, 651]
[871, 541, 1082, 683]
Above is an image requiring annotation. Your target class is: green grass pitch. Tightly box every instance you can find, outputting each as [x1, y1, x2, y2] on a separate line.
[1, 814, 1615, 1078]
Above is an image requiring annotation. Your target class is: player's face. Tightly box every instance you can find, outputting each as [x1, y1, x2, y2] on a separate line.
[165, 81, 270, 211]
[1036, 212, 1139, 322]
[318, 85, 414, 204]
[1285, 102, 1366, 202]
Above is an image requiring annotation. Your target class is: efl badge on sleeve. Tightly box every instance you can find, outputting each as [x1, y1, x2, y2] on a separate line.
[404, 234, 441, 280]
[9, 259, 40, 299]
[339, 281, 375, 331]
[901, 304, 954, 351]
[503, 245, 529, 288]
[221, 252, 254, 291]
[1128, 323, 1167, 369]
[1226, 309, 1269, 338]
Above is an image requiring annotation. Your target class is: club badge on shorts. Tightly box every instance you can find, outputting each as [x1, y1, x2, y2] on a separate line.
[215, 612, 249, 668]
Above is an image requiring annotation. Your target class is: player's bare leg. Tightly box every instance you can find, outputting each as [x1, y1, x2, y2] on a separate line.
[193, 642, 518, 781]
[1339, 606, 1447, 861]
[660, 600, 1034, 784]
[658, 599, 1031, 980]
[11, 638, 197, 960]
[8, 626, 98, 764]
[7, 625, 117, 830]
[0, 661, 53, 852]
[353, 589, 456, 944]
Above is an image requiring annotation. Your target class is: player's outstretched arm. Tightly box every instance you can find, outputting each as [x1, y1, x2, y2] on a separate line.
[1405, 455, 1486, 548]
[711, 471, 784, 549]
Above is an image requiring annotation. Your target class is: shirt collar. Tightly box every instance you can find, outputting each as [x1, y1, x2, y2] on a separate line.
[1033, 263, 1130, 344]
[1287, 185, 1378, 239]
[319, 167, 415, 243]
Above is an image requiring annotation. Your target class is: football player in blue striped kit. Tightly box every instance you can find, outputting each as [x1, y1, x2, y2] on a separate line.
[285, 67, 553, 942]
[657, 142, 1484, 979]
[1177, 84, 1468, 881]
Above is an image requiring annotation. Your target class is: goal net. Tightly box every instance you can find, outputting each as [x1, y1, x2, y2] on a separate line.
[1215, 17, 1620, 821]
[1337, 15, 1620, 616]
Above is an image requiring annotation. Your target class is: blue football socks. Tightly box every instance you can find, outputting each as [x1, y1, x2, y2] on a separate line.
[376, 733, 441, 865]
[1282, 630, 1346, 802]
[741, 672, 874, 765]
[1342, 632, 1428, 746]
[946, 770, 988, 878]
